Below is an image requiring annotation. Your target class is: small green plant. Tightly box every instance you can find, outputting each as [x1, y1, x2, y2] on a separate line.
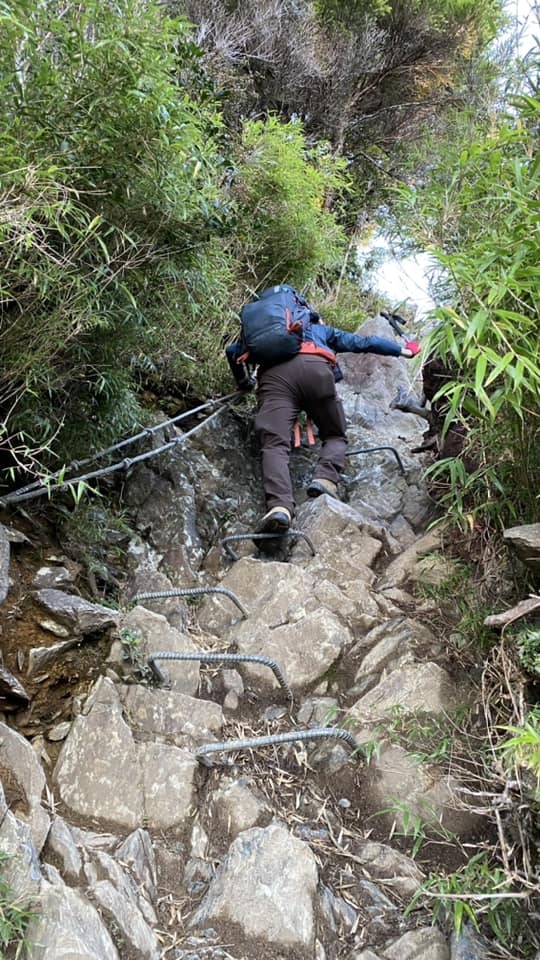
[119, 628, 143, 665]
[0, 853, 36, 958]
[499, 711, 540, 800]
[385, 801, 428, 858]
[373, 704, 471, 766]
[356, 737, 382, 764]
[415, 558, 493, 649]
[377, 799, 458, 860]
[514, 627, 540, 676]
[405, 852, 526, 947]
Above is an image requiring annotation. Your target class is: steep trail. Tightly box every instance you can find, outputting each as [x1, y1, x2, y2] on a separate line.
[0, 316, 489, 960]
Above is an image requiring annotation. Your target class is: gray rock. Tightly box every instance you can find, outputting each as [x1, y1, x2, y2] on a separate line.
[352, 840, 424, 899]
[365, 742, 480, 836]
[127, 466, 204, 580]
[211, 778, 270, 836]
[54, 679, 143, 829]
[193, 822, 318, 948]
[139, 741, 197, 831]
[0, 523, 10, 604]
[116, 606, 200, 695]
[377, 529, 445, 590]
[26, 863, 120, 959]
[34, 588, 119, 633]
[198, 557, 311, 636]
[293, 497, 383, 569]
[90, 878, 161, 959]
[0, 808, 41, 903]
[47, 721, 71, 741]
[233, 606, 348, 691]
[450, 923, 491, 959]
[28, 637, 84, 674]
[125, 537, 190, 631]
[349, 618, 440, 697]
[349, 662, 461, 738]
[357, 878, 397, 914]
[0, 721, 50, 852]
[319, 883, 358, 932]
[120, 684, 223, 746]
[83, 844, 158, 930]
[37, 619, 71, 637]
[400, 483, 434, 530]
[54, 678, 197, 832]
[45, 816, 83, 882]
[298, 697, 339, 727]
[384, 927, 450, 959]
[0, 663, 30, 704]
[115, 829, 158, 904]
[503, 522, 540, 574]
[222, 669, 244, 697]
[32, 565, 76, 590]
[223, 691, 239, 711]
[388, 514, 417, 549]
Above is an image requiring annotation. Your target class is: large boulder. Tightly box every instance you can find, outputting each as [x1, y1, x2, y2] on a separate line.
[0, 722, 50, 852]
[33, 589, 119, 634]
[113, 605, 200, 695]
[192, 822, 318, 950]
[348, 662, 461, 740]
[54, 678, 197, 832]
[25, 864, 120, 960]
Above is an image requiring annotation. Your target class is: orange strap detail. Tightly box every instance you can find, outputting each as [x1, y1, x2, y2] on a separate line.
[293, 418, 316, 447]
[299, 342, 336, 364]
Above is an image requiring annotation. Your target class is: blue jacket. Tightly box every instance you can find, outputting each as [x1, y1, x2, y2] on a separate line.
[226, 322, 403, 388]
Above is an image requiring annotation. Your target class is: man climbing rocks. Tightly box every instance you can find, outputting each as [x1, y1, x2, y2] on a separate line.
[226, 286, 421, 535]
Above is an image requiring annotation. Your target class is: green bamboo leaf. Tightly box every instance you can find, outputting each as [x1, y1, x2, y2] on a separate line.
[474, 354, 487, 395]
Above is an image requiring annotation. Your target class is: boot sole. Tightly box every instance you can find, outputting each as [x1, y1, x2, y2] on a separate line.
[307, 483, 337, 499]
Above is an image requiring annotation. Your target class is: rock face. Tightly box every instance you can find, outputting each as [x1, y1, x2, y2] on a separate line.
[53, 677, 197, 831]
[26, 864, 120, 960]
[0, 523, 10, 604]
[193, 822, 319, 949]
[1, 323, 500, 959]
[503, 522, 540, 575]
[34, 588, 120, 633]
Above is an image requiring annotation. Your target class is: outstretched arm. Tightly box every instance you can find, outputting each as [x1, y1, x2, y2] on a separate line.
[323, 326, 419, 358]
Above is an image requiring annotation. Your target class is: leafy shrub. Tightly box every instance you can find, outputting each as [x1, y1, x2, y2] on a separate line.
[394, 70, 540, 527]
[230, 116, 349, 289]
[0, 0, 228, 474]
[0, 853, 36, 958]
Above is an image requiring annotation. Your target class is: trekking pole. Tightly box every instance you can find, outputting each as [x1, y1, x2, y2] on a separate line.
[381, 310, 408, 341]
[382, 309, 425, 392]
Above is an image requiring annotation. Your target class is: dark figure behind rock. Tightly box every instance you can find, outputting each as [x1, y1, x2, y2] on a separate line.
[391, 354, 474, 468]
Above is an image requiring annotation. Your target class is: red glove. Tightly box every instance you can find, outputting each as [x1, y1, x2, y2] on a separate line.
[405, 340, 421, 356]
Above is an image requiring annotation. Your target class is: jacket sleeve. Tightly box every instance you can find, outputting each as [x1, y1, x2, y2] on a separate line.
[225, 341, 253, 388]
[322, 326, 403, 357]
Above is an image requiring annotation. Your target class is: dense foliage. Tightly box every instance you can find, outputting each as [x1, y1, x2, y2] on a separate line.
[393, 69, 540, 526]
[0, 0, 348, 477]
[174, 0, 505, 211]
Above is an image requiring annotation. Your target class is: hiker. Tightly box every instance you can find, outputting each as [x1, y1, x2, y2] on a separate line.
[226, 285, 421, 535]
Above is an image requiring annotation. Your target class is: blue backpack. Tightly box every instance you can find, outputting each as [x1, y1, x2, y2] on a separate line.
[239, 285, 313, 367]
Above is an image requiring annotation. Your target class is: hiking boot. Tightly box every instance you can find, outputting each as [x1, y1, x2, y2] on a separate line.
[255, 506, 292, 535]
[306, 478, 338, 499]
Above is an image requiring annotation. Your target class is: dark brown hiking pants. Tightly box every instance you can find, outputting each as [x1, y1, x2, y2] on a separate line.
[254, 354, 347, 514]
